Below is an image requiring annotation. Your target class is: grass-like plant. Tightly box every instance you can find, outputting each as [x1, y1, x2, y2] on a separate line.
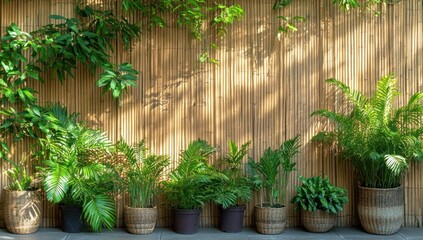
[291, 176, 348, 214]
[212, 140, 253, 209]
[248, 136, 300, 207]
[312, 74, 423, 188]
[161, 139, 226, 209]
[115, 139, 169, 208]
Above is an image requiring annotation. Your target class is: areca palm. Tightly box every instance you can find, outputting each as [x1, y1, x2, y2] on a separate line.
[39, 105, 116, 232]
[312, 74, 423, 188]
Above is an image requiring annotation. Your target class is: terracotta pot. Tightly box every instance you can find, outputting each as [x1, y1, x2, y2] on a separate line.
[219, 205, 245, 233]
[301, 209, 336, 233]
[172, 208, 201, 234]
[254, 205, 286, 234]
[357, 185, 404, 235]
[125, 206, 157, 234]
[3, 188, 42, 234]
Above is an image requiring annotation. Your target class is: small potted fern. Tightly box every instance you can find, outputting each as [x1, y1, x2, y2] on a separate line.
[212, 140, 253, 233]
[248, 136, 300, 234]
[115, 139, 169, 234]
[291, 176, 348, 233]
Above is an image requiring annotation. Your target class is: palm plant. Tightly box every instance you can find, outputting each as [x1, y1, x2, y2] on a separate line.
[212, 140, 253, 209]
[115, 139, 169, 208]
[248, 136, 300, 207]
[312, 74, 423, 188]
[39, 105, 116, 232]
[161, 139, 226, 209]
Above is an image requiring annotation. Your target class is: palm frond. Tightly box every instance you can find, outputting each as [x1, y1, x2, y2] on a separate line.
[83, 194, 116, 232]
[384, 154, 408, 176]
[43, 160, 70, 203]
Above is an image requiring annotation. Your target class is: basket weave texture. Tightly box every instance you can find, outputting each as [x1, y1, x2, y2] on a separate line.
[124, 206, 157, 234]
[254, 205, 286, 234]
[3, 189, 42, 234]
[357, 185, 404, 235]
[301, 209, 336, 233]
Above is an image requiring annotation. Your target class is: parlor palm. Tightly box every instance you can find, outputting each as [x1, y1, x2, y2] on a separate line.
[39, 105, 116, 232]
[312, 74, 423, 188]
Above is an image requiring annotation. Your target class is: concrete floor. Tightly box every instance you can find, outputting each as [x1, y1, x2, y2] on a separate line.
[0, 227, 422, 240]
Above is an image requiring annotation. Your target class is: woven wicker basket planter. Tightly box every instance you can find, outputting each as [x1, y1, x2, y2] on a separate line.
[357, 185, 404, 235]
[254, 205, 286, 234]
[124, 206, 157, 234]
[3, 188, 42, 234]
[301, 209, 336, 233]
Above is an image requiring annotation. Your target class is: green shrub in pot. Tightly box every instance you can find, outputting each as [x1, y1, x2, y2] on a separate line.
[311, 74, 423, 234]
[248, 136, 300, 234]
[291, 176, 348, 214]
[115, 139, 169, 234]
[212, 140, 253, 232]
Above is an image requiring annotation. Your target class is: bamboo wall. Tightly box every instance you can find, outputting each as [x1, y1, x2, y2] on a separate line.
[0, 0, 422, 229]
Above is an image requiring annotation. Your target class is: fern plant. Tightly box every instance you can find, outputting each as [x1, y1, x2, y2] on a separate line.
[291, 176, 348, 214]
[115, 139, 169, 208]
[248, 136, 300, 207]
[161, 139, 226, 209]
[212, 140, 253, 209]
[312, 74, 423, 188]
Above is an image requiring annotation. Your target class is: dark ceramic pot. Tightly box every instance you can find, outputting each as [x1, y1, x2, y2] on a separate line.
[219, 205, 245, 233]
[60, 205, 83, 233]
[172, 208, 201, 234]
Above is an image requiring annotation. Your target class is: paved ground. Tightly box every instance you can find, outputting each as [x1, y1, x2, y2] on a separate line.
[0, 227, 422, 240]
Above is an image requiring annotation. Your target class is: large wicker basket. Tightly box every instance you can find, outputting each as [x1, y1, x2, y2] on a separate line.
[357, 185, 404, 235]
[301, 209, 336, 233]
[3, 188, 42, 234]
[124, 206, 157, 234]
[254, 205, 286, 234]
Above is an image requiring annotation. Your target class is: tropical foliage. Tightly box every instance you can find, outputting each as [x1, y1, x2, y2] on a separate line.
[38, 105, 116, 232]
[5, 154, 35, 191]
[212, 140, 253, 209]
[248, 136, 301, 207]
[291, 176, 348, 214]
[312, 74, 423, 188]
[115, 139, 169, 208]
[161, 139, 226, 209]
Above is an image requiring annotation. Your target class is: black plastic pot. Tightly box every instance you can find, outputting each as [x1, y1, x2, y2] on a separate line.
[219, 205, 245, 233]
[60, 205, 83, 233]
[172, 208, 201, 234]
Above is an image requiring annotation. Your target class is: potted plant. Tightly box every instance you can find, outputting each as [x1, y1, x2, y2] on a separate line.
[3, 155, 42, 234]
[38, 105, 117, 233]
[212, 140, 253, 233]
[312, 74, 423, 235]
[161, 139, 226, 234]
[291, 176, 348, 232]
[114, 139, 169, 234]
[248, 136, 301, 234]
